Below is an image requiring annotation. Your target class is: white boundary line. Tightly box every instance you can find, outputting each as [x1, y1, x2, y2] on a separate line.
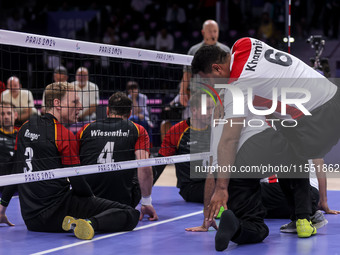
[30, 210, 203, 255]
[0, 152, 211, 186]
[0, 29, 193, 66]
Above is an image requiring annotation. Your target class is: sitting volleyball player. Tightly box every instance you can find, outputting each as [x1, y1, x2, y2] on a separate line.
[186, 86, 315, 251]
[0, 102, 18, 227]
[77, 92, 158, 221]
[153, 92, 214, 203]
[190, 38, 340, 242]
[1, 82, 140, 240]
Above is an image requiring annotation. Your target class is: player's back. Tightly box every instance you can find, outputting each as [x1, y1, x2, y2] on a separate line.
[78, 118, 140, 205]
[230, 37, 337, 114]
[16, 114, 73, 220]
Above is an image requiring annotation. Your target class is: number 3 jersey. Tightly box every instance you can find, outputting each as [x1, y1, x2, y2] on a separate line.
[77, 118, 149, 205]
[229, 37, 337, 119]
[15, 113, 80, 220]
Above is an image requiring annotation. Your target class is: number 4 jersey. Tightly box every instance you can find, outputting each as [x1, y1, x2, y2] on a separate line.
[77, 118, 150, 206]
[229, 37, 337, 118]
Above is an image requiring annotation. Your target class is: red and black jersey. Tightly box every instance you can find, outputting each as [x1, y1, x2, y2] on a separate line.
[77, 118, 150, 206]
[15, 113, 80, 220]
[0, 128, 17, 175]
[159, 119, 210, 189]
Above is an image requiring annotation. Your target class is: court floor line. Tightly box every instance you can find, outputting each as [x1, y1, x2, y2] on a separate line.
[31, 210, 203, 255]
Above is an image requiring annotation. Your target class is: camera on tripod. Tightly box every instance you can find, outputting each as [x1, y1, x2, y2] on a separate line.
[306, 35, 330, 77]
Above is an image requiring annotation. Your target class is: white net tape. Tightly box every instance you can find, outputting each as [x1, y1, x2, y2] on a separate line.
[0, 29, 193, 66]
[0, 152, 211, 186]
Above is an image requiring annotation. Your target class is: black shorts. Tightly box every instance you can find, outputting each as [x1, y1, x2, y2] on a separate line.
[280, 87, 340, 159]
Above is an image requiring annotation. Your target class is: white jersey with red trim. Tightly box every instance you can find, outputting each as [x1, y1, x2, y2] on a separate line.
[229, 37, 337, 119]
[210, 89, 270, 167]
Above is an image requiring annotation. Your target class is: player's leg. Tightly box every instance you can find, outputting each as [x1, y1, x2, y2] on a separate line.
[179, 181, 205, 203]
[59, 195, 140, 239]
[66, 195, 140, 232]
[261, 182, 291, 219]
[215, 178, 269, 251]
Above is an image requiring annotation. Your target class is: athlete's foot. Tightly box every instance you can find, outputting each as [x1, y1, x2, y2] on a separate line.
[215, 210, 240, 251]
[296, 219, 316, 238]
[62, 216, 95, 240]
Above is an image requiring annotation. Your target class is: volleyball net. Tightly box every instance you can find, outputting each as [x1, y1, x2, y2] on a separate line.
[0, 29, 213, 187]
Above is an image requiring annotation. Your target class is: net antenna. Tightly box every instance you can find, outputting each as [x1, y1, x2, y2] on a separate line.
[288, 0, 291, 53]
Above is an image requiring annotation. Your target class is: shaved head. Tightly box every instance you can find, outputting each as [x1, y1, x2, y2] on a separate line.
[76, 67, 89, 87]
[202, 20, 218, 30]
[202, 20, 219, 45]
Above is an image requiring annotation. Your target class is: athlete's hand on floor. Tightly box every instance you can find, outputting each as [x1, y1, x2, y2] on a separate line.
[207, 189, 228, 221]
[0, 205, 14, 226]
[140, 205, 158, 221]
[185, 218, 218, 232]
[318, 200, 340, 214]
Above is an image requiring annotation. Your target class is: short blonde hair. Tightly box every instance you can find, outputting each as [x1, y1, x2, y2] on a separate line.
[44, 82, 75, 110]
[0, 101, 17, 112]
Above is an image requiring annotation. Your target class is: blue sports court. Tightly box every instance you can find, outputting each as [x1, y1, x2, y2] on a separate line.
[1, 186, 339, 255]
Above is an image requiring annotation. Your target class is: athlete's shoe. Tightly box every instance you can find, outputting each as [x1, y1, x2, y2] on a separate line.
[215, 206, 225, 219]
[280, 220, 297, 233]
[296, 219, 317, 238]
[310, 210, 328, 229]
[62, 216, 94, 240]
[280, 210, 328, 233]
[202, 206, 225, 219]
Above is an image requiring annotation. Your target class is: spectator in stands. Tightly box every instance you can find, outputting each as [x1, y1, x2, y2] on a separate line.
[156, 28, 174, 51]
[1, 76, 37, 126]
[257, 12, 275, 43]
[126, 81, 153, 135]
[166, 3, 186, 31]
[53, 65, 68, 83]
[41, 66, 69, 114]
[102, 26, 120, 45]
[135, 29, 155, 50]
[130, 0, 152, 14]
[6, 11, 26, 31]
[72, 67, 100, 122]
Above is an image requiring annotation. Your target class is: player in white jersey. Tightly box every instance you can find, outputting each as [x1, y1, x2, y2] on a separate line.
[192, 38, 340, 159]
[188, 38, 340, 250]
[186, 89, 313, 251]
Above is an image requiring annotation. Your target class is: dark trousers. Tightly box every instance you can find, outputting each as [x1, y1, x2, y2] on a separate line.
[227, 128, 312, 244]
[228, 178, 269, 244]
[25, 193, 140, 233]
[179, 181, 205, 203]
[262, 182, 319, 219]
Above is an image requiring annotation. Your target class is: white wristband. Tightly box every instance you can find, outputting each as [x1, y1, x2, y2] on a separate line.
[141, 196, 152, 206]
